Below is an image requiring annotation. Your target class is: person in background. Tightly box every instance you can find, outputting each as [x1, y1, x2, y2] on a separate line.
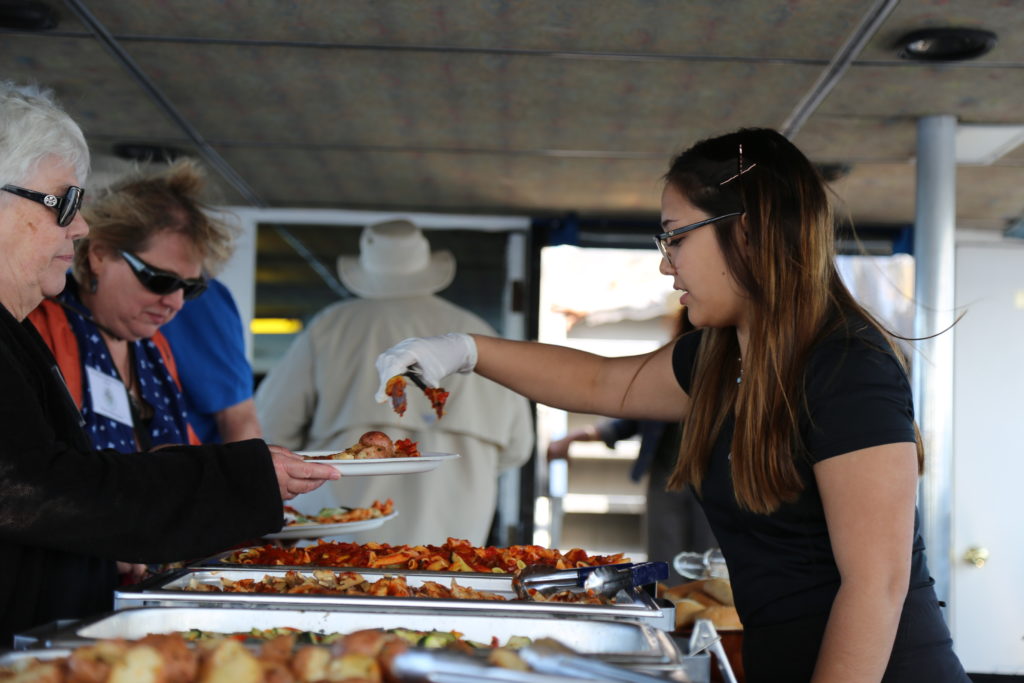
[375, 129, 968, 681]
[547, 307, 715, 569]
[548, 417, 716, 569]
[0, 81, 338, 644]
[29, 159, 228, 453]
[162, 277, 263, 443]
[256, 219, 533, 546]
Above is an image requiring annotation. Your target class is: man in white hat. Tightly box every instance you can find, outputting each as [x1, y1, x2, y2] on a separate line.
[255, 219, 533, 545]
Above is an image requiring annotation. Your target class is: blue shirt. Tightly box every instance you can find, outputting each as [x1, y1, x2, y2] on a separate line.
[161, 279, 253, 443]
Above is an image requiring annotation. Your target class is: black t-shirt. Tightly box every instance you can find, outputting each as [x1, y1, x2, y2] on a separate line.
[672, 320, 932, 627]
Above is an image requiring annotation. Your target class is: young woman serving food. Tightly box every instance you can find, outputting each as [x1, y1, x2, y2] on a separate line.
[375, 128, 968, 682]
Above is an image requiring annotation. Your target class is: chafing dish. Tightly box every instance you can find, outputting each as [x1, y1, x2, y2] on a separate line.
[113, 568, 675, 631]
[12, 606, 708, 681]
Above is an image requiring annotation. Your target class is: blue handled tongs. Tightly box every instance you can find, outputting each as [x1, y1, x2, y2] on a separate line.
[511, 561, 668, 599]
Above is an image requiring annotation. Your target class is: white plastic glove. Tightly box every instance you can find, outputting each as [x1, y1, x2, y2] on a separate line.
[374, 333, 478, 403]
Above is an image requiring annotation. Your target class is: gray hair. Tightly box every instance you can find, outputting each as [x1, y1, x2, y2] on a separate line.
[0, 82, 90, 202]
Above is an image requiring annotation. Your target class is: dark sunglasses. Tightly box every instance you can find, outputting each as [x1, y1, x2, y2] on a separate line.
[120, 250, 208, 300]
[2, 184, 84, 227]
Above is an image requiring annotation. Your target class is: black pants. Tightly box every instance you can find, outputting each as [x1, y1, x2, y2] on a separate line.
[743, 584, 969, 682]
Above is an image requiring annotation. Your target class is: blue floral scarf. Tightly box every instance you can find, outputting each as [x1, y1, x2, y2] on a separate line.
[56, 276, 193, 452]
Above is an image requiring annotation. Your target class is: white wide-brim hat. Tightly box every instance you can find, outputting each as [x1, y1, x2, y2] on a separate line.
[337, 219, 455, 299]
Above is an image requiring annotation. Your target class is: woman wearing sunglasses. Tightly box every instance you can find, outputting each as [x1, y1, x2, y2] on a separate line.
[29, 159, 223, 456]
[376, 128, 968, 681]
[0, 82, 338, 643]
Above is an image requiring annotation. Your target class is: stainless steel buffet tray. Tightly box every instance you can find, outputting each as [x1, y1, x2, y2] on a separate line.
[0, 644, 703, 683]
[14, 606, 682, 666]
[113, 568, 675, 630]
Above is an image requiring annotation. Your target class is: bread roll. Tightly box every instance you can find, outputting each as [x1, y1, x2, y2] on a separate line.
[661, 580, 716, 607]
[290, 646, 330, 682]
[325, 653, 380, 682]
[673, 597, 708, 630]
[701, 578, 734, 606]
[107, 645, 164, 683]
[697, 605, 743, 631]
[198, 639, 262, 683]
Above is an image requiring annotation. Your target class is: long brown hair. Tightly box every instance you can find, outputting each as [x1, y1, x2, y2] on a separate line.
[665, 128, 923, 513]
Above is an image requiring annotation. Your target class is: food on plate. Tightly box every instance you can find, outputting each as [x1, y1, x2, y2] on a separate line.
[282, 499, 394, 526]
[0, 632, 573, 682]
[304, 431, 421, 460]
[385, 375, 449, 420]
[660, 577, 742, 631]
[223, 537, 629, 573]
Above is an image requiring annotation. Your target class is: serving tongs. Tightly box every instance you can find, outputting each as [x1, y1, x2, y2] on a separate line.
[390, 370, 448, 420]
[512, 562, 668, 600]
[390, 639, 685, 683]
[519, 639, 688, 683]
[403, 369, 431, 392]
[389, 650, 580, 683]
[688, 619, 738, 683]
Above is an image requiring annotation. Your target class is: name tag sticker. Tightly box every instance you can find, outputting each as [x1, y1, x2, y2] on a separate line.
[85, 365, 133, 427]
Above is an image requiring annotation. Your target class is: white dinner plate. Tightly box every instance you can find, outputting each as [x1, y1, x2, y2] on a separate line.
[263, 511, 399, 540]
[296, 451, 460, 476]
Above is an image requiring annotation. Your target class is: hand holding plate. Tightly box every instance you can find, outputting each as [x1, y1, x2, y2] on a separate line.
[269, 444, 341, 500]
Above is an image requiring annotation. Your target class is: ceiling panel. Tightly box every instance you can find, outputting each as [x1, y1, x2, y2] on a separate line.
[1, 0, 1021, 261]
[0, 34, 180, 139]
[85, 0, 872, 58]
[117, 44, 821, 152]
[820, 63, 1024, 122]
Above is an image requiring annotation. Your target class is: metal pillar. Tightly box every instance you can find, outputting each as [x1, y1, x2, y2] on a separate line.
[912, 115, 957, 606]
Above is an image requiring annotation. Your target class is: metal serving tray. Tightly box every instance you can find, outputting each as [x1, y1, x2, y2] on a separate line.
[114, 568, 674, 630]
[15, 606, 679, 665]
[0, 648, 71, 667]
[0, 644, 703, 683]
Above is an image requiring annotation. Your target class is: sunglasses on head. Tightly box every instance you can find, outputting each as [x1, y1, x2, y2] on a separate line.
[2, 184, 84, 227]
[119, 250, 208, 300]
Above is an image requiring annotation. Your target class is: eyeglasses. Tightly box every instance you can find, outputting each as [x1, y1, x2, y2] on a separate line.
[654, 212, 743, 265]
[120, 250, 208, 300]
[2, 184, 84, 227]
[656, 143, 758, 265]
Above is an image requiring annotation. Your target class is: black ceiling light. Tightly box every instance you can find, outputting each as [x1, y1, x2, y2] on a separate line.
[112, 143, 187, 163]
[896, 28, 997, 62]
[0, 1, 59, 31]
